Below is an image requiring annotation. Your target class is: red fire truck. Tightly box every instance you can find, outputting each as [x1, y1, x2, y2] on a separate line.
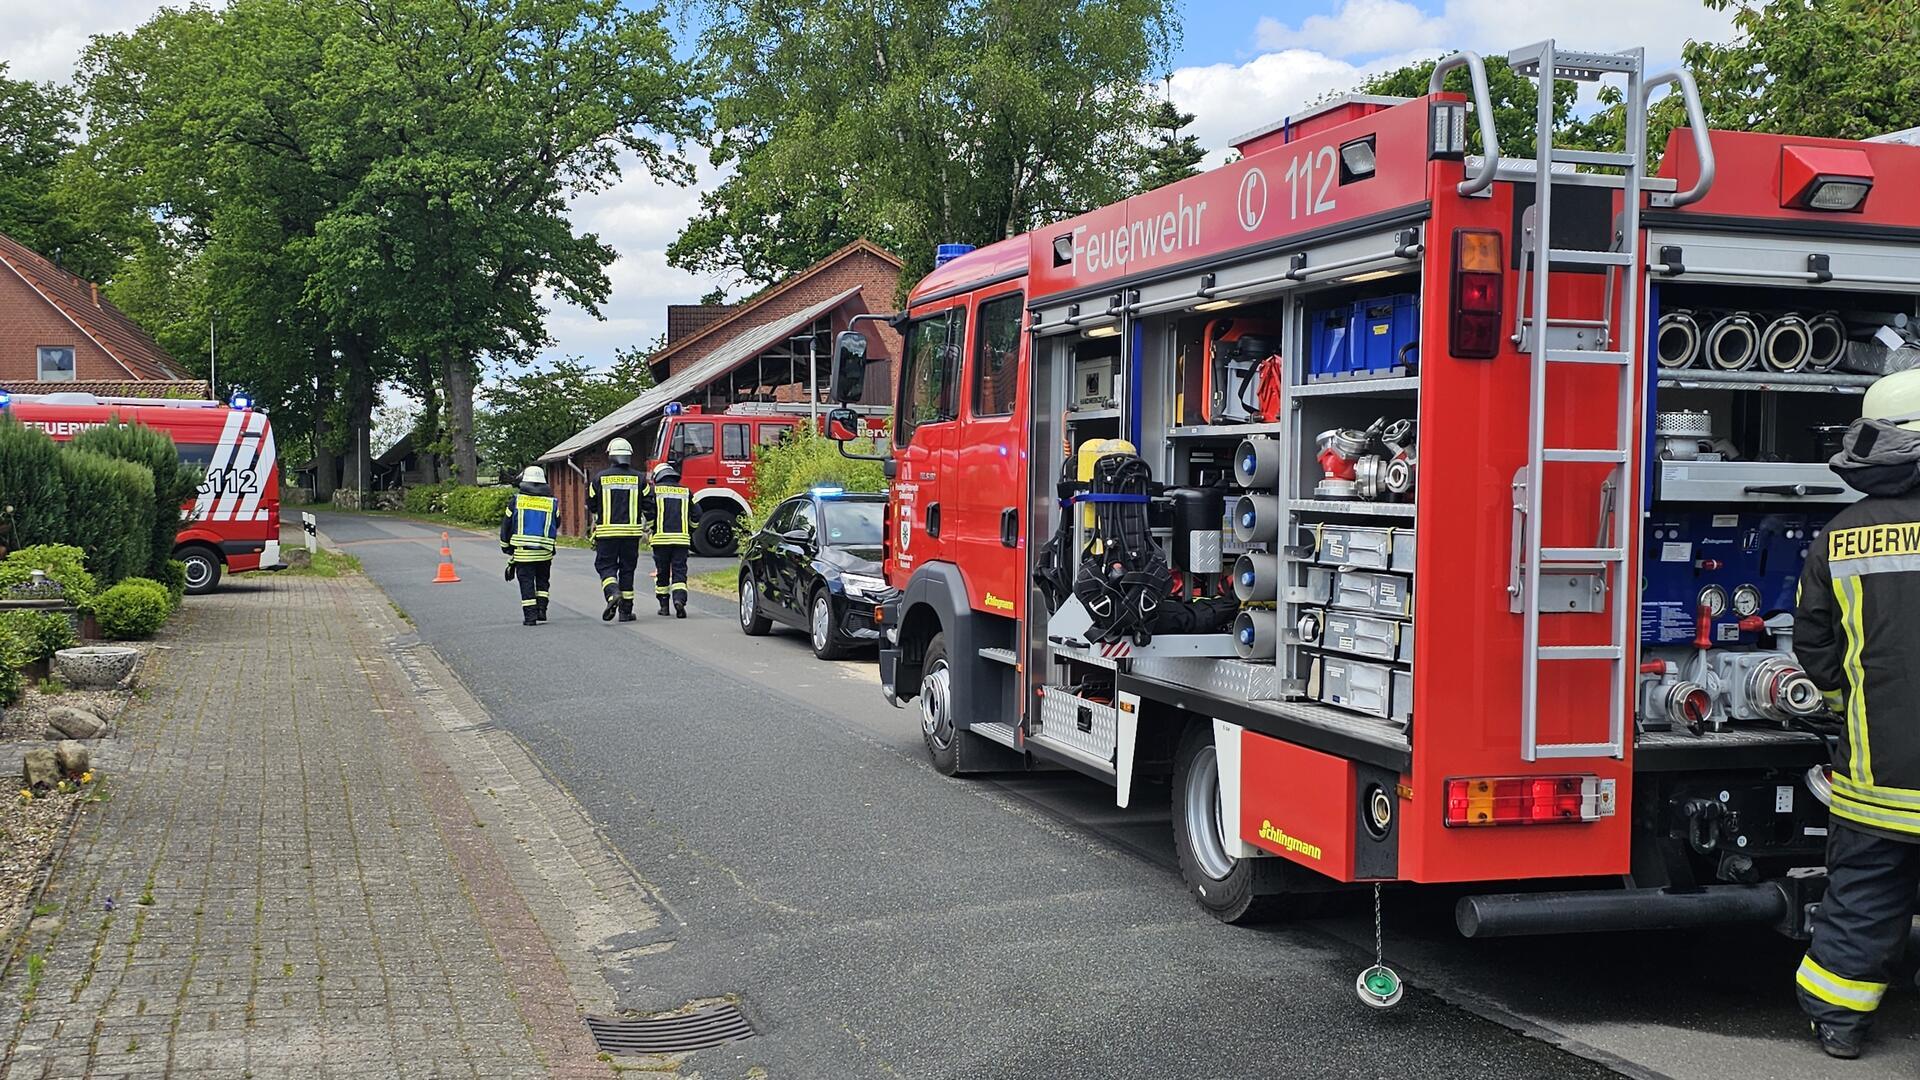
[5, 391, 285, 593]
[820, 42, 1920, 939]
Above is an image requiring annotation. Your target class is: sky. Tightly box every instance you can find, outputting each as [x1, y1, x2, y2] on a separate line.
[2, 0, 1739, 372]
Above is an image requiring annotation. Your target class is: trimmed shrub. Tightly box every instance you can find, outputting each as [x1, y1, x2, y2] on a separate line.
[0, 630, 27, 705]
[92, 578, 172, 640]
[55, 448, 155, 585]
[0, 544, 98, 609]
[444, 485, 515, 527]
[745, 426, 886, 534]
[0, 417, 69, 554]
[403, 481, 454, 516]
[156, 559, 188, 610]
[71, 417, 202, 577]
[0, 610, 78, 661]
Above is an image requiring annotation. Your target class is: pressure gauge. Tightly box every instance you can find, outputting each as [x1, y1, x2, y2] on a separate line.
[1698, 584, 1728, 618]
[1733, 584, 1762, 618]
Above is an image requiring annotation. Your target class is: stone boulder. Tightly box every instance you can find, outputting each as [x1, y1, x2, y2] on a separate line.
[52, 646, 139, 690]
[21, 748, 57, 792]
[44, 706, 106, 741]
[54, 740, 90, 779]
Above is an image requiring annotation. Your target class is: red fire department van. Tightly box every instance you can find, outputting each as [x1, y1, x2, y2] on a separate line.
[821, 42, 1920, 940]
[649, 402, 891, 555]
[6, 391, 285, 593]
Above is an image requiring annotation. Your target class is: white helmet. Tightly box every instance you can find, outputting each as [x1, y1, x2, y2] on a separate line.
[650, 461, 679, 484]
[608, 437, 633, 460]
[520, 465, 548, 486]
[1862, 370, 1920, 432]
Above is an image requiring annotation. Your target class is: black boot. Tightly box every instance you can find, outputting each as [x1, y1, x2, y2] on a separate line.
[618, 603, 637, 622]
[674, 600, 687, 619]
[522, 611, 539, 627]
[1812, 1022, 1863, 1060]
[602, 596, 618, 621]
[536, 601, 549, 623]
[658, 597, 672, 616]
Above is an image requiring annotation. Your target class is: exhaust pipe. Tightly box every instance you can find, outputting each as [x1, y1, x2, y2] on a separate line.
[1234, 437, 1282, 490]
[1760, 314, 1812, 373]
[1232, 493, 1281, 544]
[1456, 883, 1791, 938]
[1232, 552, 1278, 602]
[1704, 313, 1761, 371]
[1232, 609, 1275, 659]
[1655, 311, 1701, 369]
[1806, 313, 1846, 372]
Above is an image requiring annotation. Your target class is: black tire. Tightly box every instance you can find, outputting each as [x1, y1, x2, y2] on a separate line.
[1171, 721, 1309, 925]
[738, 569, 772, 636]
[808, 586, 852, 660]
[691, 509, 739, 557]
[178, 545, 223, 595]
[920, 632, 962, 774]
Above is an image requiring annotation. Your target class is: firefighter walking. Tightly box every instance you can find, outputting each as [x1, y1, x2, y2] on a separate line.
[645, 461, 692, 617]
[500, 466, 559, 626]
[588, 437, 646, 622]
[1793, 369, 1920, 1059]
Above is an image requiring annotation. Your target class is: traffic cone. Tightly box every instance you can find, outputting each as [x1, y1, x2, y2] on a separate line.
[433, 532, 461, 583]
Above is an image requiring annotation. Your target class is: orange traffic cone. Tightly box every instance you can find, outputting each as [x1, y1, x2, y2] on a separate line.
[433, 532, 461, 583]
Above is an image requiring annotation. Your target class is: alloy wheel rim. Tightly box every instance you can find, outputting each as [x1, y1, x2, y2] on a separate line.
[739, 576, 756, 626]
[185, 558, 212, 589]
[1185, 744, 1236, 881]
[921, 661, 953, 750]
[812, 596, 831, 649]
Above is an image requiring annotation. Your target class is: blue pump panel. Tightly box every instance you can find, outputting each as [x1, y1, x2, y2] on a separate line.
[1640, 512, 1828, 646]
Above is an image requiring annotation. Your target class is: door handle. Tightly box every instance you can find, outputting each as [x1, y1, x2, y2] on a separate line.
[1001, 507, 1018, 548]
[925, 503, 941, 538]
[1743, 483, 1844, 498]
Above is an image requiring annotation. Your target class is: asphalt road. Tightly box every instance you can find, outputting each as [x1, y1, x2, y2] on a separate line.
[314, 512, 1916, 1080]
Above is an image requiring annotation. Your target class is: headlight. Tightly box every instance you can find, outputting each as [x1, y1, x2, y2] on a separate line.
[840, 573, 888, 599]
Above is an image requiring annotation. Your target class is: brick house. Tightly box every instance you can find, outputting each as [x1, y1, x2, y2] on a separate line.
[539, 240, 905, 537]
[0, 232, 203, 397]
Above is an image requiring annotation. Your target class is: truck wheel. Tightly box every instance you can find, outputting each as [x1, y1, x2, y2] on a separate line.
[920, 633, 966, 774]
[738, 570, 772, 636]
[178, 545, 223, 595]
[691, 510, 739, 557]
[1172, 722, 1292, 924]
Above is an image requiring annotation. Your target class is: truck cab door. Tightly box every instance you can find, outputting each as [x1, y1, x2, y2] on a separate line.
[672, 420, 718, 491]
[953, 289, 1028, 616]
[892, 307, 966, 580]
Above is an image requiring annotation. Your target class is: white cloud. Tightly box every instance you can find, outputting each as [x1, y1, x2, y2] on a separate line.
[1255, 0, 1734, 66]
[1169, 47, 1440, 167]
[2, 1, 166, 83]
[1255, 0, 1447, 58]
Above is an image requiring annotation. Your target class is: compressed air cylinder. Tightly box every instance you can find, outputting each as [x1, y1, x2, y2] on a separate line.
[1232, 493, 1282, 544]
[1234, 437, 1283, 490]
[1233, 609, 1276, 660]
[1232, 552, 1279, 602]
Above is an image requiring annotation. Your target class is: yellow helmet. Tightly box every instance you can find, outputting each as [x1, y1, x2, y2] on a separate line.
[1862, 369, 1920, 432]
[608, 437, 633, 460]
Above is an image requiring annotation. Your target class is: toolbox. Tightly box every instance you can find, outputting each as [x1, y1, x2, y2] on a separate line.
[1290, 566, 1412, 618]
[1294, 608, 1413, 663]
[1293, 523, 1415, 573]
[1307, 653, 1413, 726]
[1309, 294, 1419, 380]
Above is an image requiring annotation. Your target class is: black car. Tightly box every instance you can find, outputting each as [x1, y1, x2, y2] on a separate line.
[736, 489, 893, 659]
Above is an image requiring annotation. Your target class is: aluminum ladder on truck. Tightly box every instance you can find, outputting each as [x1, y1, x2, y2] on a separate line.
[1507, 40, 1650, 762]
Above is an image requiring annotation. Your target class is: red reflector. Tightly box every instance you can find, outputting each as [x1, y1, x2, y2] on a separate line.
[1457, 273, 1499, 312]
[1452, 312, 1501, 358]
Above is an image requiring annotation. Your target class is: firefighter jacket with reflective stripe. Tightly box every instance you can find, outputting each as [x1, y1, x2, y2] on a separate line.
[1796, 419, 1920, 841]
[646, 484, 692, 546]
[588, 466, 646, 537]
[499, 490, 559, 563]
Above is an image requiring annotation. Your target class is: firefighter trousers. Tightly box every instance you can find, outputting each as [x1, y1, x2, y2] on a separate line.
[514, 560, 552, 622]
[653, 545, 689, 607]
[1797, 822, 1920, 1036]
[594, 537, 642, 612]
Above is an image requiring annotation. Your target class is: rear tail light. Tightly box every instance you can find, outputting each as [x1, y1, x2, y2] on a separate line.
[1445, 775, 1616, 827]
[1450, 228, 1504, 359]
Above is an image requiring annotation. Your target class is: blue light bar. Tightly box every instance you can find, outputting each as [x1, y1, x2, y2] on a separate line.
[229, 392, 253, 411]
[811, 486, 845, 497]
[664, 401, 684, 416]
[0, 390, 11, 409]
[934, 243, 975, 267]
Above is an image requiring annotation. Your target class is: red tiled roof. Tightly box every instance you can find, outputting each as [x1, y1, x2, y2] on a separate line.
[0, 232, 191, 382]
[0, 379, 211, 399]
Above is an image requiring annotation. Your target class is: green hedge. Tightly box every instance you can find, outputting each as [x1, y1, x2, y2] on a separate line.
[745, 426, 886, 534]
[0, 631, 26, 705]
[92, 577, 172, 640]
[0, 610, 78, 661]
[71, 418, 202, 577]
[445, 485, 515, 527]
[55, 448, 155, 585]
[156, 559, 188, 610]
[403, 481, 455, 516]
[0, 544, 99, 610]
[0, 419, 69, 553]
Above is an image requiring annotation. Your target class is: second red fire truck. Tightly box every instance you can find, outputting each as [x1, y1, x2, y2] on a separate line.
[819, 41, 1920, 941]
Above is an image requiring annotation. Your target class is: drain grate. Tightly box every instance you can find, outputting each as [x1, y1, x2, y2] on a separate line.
[584, 1001, 756, 1055]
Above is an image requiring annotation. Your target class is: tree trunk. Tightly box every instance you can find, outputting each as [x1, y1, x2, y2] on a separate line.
[311, 362, 338, 502]
[413, 356, 444, 483]
[342, 335, 375, 495]
[442, 350, 478, 484]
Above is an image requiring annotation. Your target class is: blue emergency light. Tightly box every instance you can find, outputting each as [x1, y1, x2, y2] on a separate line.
[811, 486, 845, 497]
[229, 392, 253, 411]
[934, 243, 975, 267]
[0, 390, 11, 410]
[665, 401, 684, 416]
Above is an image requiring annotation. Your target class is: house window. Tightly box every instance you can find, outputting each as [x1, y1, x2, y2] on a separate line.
[37, 346, 76, 382]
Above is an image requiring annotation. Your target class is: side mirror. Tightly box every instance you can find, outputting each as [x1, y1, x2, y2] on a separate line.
[825, 406, 860, 442]
[829, 331, 869, 403]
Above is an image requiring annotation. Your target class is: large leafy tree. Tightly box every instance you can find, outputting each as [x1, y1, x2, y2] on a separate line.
[0, 64, 133, 283]
[672, 0, 1179, 291]
[1356, 56, 1586, 161]
[1681, 0, 1920, 139]
[477, 351, 654, 475]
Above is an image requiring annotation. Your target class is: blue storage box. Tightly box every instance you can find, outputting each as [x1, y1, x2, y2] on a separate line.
[1354, 293, 1419, 375]
[1309, 305, 1353, 380]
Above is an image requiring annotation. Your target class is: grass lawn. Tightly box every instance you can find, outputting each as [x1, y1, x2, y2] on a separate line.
[690, 567, 737, 598]
[279, 548, 363, 577]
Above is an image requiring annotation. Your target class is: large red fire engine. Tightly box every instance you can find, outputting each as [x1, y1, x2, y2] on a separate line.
[820, 42, 1920, 939]
[5, 391, 285, 593]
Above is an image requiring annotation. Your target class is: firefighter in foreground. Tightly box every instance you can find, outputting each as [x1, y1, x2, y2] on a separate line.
[588, 437, 646, 622]
[645, 461, 692, 617]
[1792, 368, 1920, 1059]
[499, 466, 559, 626]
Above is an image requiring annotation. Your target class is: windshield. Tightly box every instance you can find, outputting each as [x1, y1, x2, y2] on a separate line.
[819, 500, 883, 547]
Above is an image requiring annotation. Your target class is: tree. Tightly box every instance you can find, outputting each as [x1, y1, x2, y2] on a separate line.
[1681, 0, 1920, 140]
[476, 353, 654, 475]
[1357, 56, 1586, 162]
[0, 64, 131, 282]
[1139, 97, 1206, 193]
[672, 0, 1180, 291]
